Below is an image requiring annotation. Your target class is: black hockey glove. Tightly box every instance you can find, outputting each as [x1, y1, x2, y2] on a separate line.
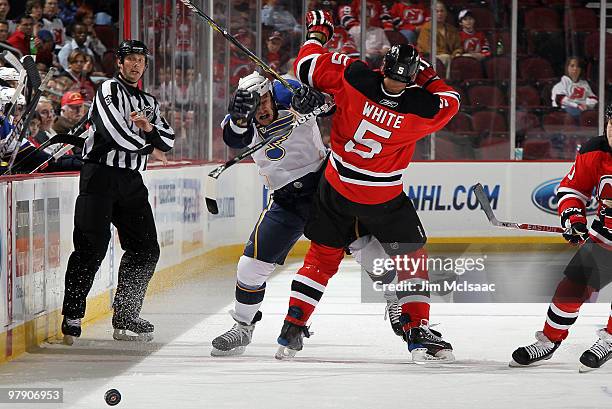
[560, 207, 589, 244]
[229, 89, 259, 127]
[291, 85, 326, 115]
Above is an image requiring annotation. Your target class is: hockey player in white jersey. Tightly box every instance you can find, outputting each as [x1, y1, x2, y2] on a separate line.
[211, 71, 401, 356]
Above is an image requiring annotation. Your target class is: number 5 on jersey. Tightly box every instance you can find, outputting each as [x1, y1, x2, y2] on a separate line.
[344, 119, 392, 159]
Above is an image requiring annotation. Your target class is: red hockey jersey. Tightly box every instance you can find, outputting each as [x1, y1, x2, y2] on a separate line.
[389, 2, 430, 32]
[459, 29, 491, 56]
[294, 41, 459, 204]
[557, 135, 612, 246]
[338, 0, 394, 30]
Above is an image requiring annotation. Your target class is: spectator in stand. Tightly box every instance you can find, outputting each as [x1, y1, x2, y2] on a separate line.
[60, 50, 95, 101]
[458, 9, 490, 61]
[0, 0, 15, 34]
[58, 0, 78, 27]
[27, 111, 42, 143]
[35, 29, 55, 69]
[0, 20, 8, 42]
[341, 1, 392, 68]
[265, 31, 288, 72]
[229, 29, 256, 87]
[262, 0, 302, 34]
[34, 96, 57, 151]
[417, 1, 461, 77]
[42, 0, 66, 47]
[53, 90, 85, 135]
[551, 56, 598, 120]
[73, 5, 106, 60]
[58, 22, 95, 70]
[389, 0, 430, 45]
[26, 0, 44, 35]
[339, 0, 394, 41]
[8, 15, 41, 57]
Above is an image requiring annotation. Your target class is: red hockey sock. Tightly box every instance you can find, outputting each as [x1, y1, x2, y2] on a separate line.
[396, 247, 431, 331]
[401, 302, 430, 330]
[543, 277, 593, 342]
[285, 242, 345, 326]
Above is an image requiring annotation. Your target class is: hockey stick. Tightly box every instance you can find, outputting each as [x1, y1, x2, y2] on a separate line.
[10, 113, 88, 173]
[5, 69, 55, 173]
[0, 55, 43, 160]
[0, 51, 27, 122]
[29, 134, 85, 174]
[21, 55, 41, 104]
[178, 0, 298, 92]
[204, 102, 332, 214]
[472, 183, 565, 234]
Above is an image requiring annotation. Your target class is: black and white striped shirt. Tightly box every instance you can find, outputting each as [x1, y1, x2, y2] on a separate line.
[83, 76, 174, 171]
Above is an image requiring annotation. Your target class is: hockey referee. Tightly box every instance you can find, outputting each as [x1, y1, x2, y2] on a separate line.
[61, 40, 175, 344]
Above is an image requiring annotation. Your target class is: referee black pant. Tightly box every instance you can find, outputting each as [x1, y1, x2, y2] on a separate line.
[62, 162, 160, 320]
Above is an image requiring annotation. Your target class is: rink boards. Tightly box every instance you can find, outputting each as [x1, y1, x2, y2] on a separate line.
[0, 161, 574, 363]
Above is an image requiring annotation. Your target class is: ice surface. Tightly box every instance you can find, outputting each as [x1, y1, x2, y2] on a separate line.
[0, 258, 610, 409]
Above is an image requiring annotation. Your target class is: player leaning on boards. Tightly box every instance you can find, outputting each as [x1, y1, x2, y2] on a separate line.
[511, 105, 612, 373]
[211, 71, 404, 356]
[61, 40, 174, 344]
[275, 10, 460, 362]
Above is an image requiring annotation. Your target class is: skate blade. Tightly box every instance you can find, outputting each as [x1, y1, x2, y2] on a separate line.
[412, 348, 455, 364]
[210, 346, 246, 357]
[579, 364, 598, 373]
[275, 345, 297, 360]
[113, 329, 154, 342]
[509, 358, 548, 368]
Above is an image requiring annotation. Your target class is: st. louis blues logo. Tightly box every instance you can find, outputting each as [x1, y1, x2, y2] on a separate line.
[258, 112, 295, 161]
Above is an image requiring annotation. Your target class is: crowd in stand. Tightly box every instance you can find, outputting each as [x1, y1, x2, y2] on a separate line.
[0, 0, 118, 173]
[215, 0, 603, 160]
[1, 0, 605, 170]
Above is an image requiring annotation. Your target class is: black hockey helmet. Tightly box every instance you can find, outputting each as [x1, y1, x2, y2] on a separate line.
[116, 39, 150, 63]
[381, 44, 420, 83]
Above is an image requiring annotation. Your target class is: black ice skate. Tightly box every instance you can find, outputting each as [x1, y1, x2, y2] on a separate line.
[579, 328, 612, 373]
[112, 316, 154, 342]
[275, 306, 311, 360]
[61, 316, 81, 345]
[510, 331, 561, 367]
[211, 310, 262, 356]
[385, 300, 404, 338]
[406, 319, 454, 363]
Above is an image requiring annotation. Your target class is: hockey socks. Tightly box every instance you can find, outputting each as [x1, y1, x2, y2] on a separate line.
[285, 242, 344, 326]
[543, 277, 594, 342]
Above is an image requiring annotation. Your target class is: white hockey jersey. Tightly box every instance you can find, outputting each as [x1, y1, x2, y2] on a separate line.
[221, 110, 327, 190]
[551, 76, 598, 109]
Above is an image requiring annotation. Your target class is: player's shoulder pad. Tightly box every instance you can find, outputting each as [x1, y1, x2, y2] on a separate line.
[273, 79, 301, 109]
[344, 60, 377, 86]
[579, 135, 611, 155]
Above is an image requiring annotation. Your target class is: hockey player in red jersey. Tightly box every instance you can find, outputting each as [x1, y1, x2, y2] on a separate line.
[511, 105, 612, 372]
[275, 10, 460, 362]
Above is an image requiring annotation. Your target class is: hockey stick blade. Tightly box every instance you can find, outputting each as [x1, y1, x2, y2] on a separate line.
[473, 183, 499, 224]
[472, 183, 565, 234]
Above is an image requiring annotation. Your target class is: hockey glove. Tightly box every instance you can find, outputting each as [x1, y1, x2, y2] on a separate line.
[306, 10, 334, 45]
[228, 89, 259, 128]
[291, 85, 326, 115]
[560, 207, 589, 244]
[415, 59, 440, 90]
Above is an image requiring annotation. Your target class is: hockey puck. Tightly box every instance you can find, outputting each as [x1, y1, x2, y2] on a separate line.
[104, 389, 121, 406]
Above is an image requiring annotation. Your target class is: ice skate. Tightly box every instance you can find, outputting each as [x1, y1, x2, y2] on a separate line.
[510, 331, 561, 367]
[61, 316, 81, 346]
[211, 311, 262, 356]
[384, 300, 404, 338]
[406, 319, 454, 363]
[579, 328, 612, 373]
[275, 307, 310, 360]
[112, 316, 154, 342]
